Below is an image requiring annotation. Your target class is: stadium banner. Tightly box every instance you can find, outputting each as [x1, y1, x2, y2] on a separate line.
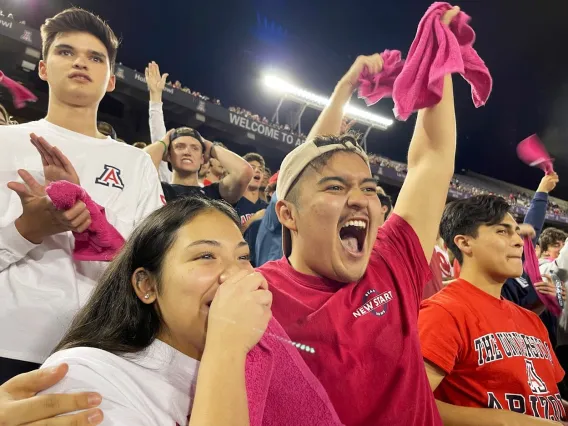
[228, 113, 305, 147]
[0, 18, 41, 48]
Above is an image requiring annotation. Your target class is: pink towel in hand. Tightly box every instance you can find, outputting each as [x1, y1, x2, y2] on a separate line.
[392, 2, 492, 121]
[358, 50, 405, 106]
[517, 134, 554, 175]
[45, 180, 125, 262]
[523, 236, 562, 317]
[0, 70, 38, 109]
[246, 318, 343, 426]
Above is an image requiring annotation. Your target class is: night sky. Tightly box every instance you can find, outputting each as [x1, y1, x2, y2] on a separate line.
[4, 0, 568, 197]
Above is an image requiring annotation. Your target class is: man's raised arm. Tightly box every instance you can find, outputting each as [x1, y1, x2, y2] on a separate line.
[392, 8, 461, 259]
[306, 54, 384, 141]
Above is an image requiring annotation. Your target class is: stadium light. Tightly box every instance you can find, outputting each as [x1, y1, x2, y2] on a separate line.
[263, 74, 394, 129]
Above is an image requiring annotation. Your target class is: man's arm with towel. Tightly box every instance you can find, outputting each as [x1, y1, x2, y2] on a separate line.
[305, 54, 384, 140]
[393, 8, 460, 261]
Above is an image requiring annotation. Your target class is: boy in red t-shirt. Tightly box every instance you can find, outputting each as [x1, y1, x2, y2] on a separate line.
[419, 195, 567, 425]
[257, 8, 461, 425]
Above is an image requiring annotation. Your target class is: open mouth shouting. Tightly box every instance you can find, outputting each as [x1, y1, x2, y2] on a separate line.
[339, 218, 368, 257]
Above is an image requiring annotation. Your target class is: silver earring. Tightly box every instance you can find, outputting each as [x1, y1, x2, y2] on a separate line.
[144, 294, 150, 299]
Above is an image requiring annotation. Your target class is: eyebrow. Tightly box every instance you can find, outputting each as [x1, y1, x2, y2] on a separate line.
[317, 176, 377, 186]
[497, 223, 520, 232]
[54, 44, 107, 59]
[186, 240, 249, 249]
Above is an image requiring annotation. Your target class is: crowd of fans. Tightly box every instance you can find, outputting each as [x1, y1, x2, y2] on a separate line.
[4, 5, 568, 426]
[370, 153, 568, 217]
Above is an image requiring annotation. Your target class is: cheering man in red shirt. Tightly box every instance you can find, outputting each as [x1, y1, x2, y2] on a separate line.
[257, 8, 460, 425]
[419, 195, 567, 425]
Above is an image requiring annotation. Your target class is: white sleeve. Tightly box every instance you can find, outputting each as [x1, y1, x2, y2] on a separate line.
[149, 101, 173, 183]
[0, 221, 38, 272]
[39, 363, 153, 426]
[135, 153, 165, 224]
[149, 101, 166, 143]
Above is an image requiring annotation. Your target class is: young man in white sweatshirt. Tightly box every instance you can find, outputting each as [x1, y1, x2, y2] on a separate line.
[0, 8, 163, 383]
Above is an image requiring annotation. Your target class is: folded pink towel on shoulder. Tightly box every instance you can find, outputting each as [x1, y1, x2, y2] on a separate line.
[46, 180, 125, 262]
[0, 70, 37, 109]
[246, 318, 343, 426]
[358, 50, 404, 106]
[392, 2, 492, 120]
[523, 236, 562, 317]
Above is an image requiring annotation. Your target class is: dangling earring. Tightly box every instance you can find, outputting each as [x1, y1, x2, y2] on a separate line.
[144, 294, 150, 299]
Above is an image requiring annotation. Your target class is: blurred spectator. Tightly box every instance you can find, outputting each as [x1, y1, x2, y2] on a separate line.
[0, 103, 16, 125]
[97, 121, 117, 139]
[376, 186, 393, 221]
[204, 142, 226, 185]
[198, 160, 210, 186]
[539, 227, 568, 261]
[133, 142, 147, 149]
[259, 167, 271, 203]
[235, 153, 268, 228]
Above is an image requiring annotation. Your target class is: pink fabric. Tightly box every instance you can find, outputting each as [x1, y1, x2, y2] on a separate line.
[0, 70, 37, 109]
[45, 181, 125, 262]
[517, 134, 554, 175]
[523, 236, 562, 317]
[392, 2, 492, 121]
[358, 50, 404, 106]
[246, 318, 343, 426]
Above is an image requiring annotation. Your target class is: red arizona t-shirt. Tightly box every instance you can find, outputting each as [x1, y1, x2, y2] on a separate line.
[419, 279, 566, 421]
[257, 214, 442, 426]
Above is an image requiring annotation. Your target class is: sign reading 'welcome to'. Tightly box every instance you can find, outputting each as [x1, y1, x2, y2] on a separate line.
[229, 113, 305, 147]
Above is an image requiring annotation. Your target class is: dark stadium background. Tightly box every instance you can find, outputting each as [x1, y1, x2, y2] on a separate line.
[2, 0, 568, 200]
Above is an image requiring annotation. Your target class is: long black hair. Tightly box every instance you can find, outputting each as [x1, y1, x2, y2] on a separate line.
[54, 196, 240, 354]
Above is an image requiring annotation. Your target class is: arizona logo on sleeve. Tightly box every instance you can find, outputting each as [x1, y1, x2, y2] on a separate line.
[95, 164, 125, 190]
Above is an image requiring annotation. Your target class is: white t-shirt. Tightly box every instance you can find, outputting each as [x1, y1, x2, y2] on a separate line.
[41, 339, 198, 425]
[0, 120, 164, 363]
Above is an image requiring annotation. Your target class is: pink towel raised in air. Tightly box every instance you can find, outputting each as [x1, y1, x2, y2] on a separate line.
[246, 318, 343, 426]
[358, 50, 404, 106]
[46, 180, 125, 262]
[392, 2, 492, 121]
[517, 134, 554, 175]
[523, 236, 562, 317]
[0, 70, 37, 109]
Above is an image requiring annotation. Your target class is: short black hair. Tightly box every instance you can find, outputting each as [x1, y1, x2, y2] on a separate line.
[41, 7, 120, 71]
[440, 195, 511, 265]
[539, 227, 568, 252]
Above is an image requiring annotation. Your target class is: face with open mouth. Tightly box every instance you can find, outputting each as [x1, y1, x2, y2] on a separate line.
[155, 209, 253, 356]
[169, 136, 204, 174]
[248, 161, 264, 190]
[286, 151, 382, 283]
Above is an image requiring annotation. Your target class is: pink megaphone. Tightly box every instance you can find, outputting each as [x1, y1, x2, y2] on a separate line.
[516, 134, 554, 174]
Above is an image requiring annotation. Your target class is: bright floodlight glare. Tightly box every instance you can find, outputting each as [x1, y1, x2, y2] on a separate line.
[263, 74, 393, 128]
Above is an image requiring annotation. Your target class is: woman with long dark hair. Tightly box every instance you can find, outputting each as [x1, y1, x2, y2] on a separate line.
[38, 197, 273, 425]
